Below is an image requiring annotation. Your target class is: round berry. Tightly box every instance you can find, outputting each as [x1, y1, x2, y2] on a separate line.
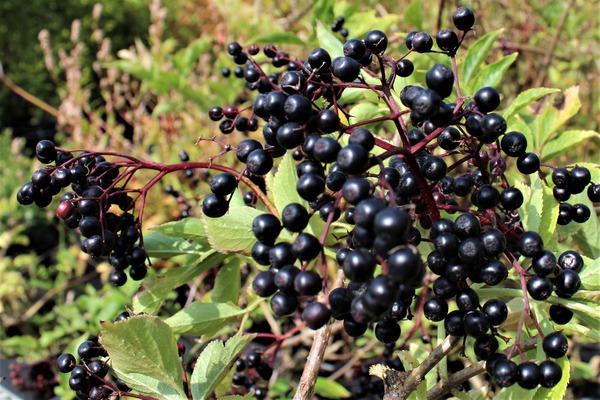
[364, 30, 388, 53]
[549, 305, 573, 325]
[270, 291, 298, 317]
[539, 360, 562, 388]
[375, 319, 401, 343]
[543, 332, 569, 358]
[482, 299, 508, 326]
[423, 297, 448, 322]
[302, 302, 331, 330]
[57, 353, 76, 373]
[518, 231, 544, 257]
[554, 269, 581, 297]
[518, 362, 541, 390]
[501, 131, 528, 157]
[493, 360, 518, 387]
[517, 152, 540, 175]
[452, 7, 476, 31]
[557, 250, 583, 272]
[527, 275, 553, 300]
[252, 271, 277, 297]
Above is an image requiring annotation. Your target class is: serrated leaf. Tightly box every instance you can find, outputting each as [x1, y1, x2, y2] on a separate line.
[316, 20, 344, 59]
[212, 258, 241, 305]
[151, 218, 208, 243]
[535, 356, 570, 400]
[219, 394, 255, 400]
[502, 87, 560, 122]
[133, 250, 226, 314]
[202, 206, 265, 254]
[533, 86, 581, 150]
[248, 32, 305, 45]
[164, 302, 246, 335]
[314, 377, 352, 398]
[349, 103, 388, 124]
[191, 334, 256, 400]
[272, 151, 307, 213]
[143, 232, 207, 259]
[100, 316, 186, 400]
[536, 175, 559, 245]
[579, 257, 600, 290]
[404, 0, 423, 30]
[542, 130, 600, 161]
[461, 29, 503, 86]
[472, 52, 518, 89]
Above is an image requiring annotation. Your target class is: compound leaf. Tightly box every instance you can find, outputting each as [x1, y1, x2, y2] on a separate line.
[164, 302, 246, 336]
[203, 206, 265, 254]
[144, 232, 208, 259]
[100, 316, 186, 400]
[151, 217, 208, 243]
[191, 334, 256, 400]
[461, 29, 503, 87]
[502, 87, 560, 122]
[133, 249, 226, 314]
[314, 377, 352, 399]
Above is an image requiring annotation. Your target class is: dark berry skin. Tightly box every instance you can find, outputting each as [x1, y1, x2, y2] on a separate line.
[342, 178, 372, 205]
[518, 362, 541, 389]
[302, 302, 331, 330]
[501, 131, 528, 157]
[517, 152, 540, 174]
[308, 47, 332, 70]
[343, 39, 367, 60]
[337, 144, 370, 175]
[364, 30, 388, 53]
[411, 32, 433, 53]
[493, 360, 519, 387]
[518, 231, 544, 257]
[57, 353, 77, 373]
[452, 7, 476, 31]
[552, 167, 570, 187]
[554, 269, 581, 296]
[395, 59, 414, 77]
[462, 310, 490, 338]
[532, 250, 557, 276]
[543, 331, 569, 358]
[539, 360, 562, 388]
[571, 203, 591, 223]
[482, 299, 508, 326]
[423, 297, 448, 322]
[444, 310, 465, 336]
[252, 271, 277, 297]
[270, 291, 298, 317]
[343, 316, 368, 337]
[473, 334, 498, 361]
[479, 229, 506, 257]
[474, 86, 500, 113]
[558, 250, 584, 272]
[526, 275, 553, 300]
[202, 193, 229, 218]
[588, 183, 600, 202]
[281, 203, 309, 232]
[246, 149, 273, 175]
[252, 214, 282, 246]
[329, 287, 352, 319]
[343, 249, 376, 282]
[437, 127, 461, 150]
[294, 270, 322, 296]
[549, 304, 573, 325]
[331, 56, 361, 82]
[499, 187, 524, 210]
[296, 173, 325, 202]
[568, 166, 591, 194]
[436, 29, 459, 53]
[292, 233, 322, 261]
[313, 136, 341, 163]
[375, 319, 401, 343]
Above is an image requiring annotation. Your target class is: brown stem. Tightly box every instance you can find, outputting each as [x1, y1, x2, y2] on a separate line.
[293, 270, 345, 400]
[426, 338, 538, 400]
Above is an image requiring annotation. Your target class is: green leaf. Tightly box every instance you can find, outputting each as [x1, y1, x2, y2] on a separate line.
[314, 377, 352, 398]
[461, 29, 503, 86]
[533, 86, 581, 150]
[541, 130, 600, 161]
[191, 334, 256, 400]
[248, 32, 305, 45]
[404, 0, 423, 30]
[535, 356, 570, 400]
[502, 88, 561, 123]
[272, 151, 308, 214]
[143, 232, 208, 259]
[203, 206, 265, 254]
[316, 20, 344, 59]
[219, 394, 255, 400]
[579, 256, 600, 290]
[165, 302, 246, 335]
[100, 316, 186, 400]
[349, 103, 388, 124]
[133, 250, 226, 314]
[151, 218, 208, 243]
[211, 258, 241, 305]
[472, 52, 518, 89]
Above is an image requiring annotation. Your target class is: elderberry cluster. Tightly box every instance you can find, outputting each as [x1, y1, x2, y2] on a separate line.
[231, 351, 271, 399]
[56, 337, 130, 399]
[197, 5, 598, 393]
[17, 140, 148, 287]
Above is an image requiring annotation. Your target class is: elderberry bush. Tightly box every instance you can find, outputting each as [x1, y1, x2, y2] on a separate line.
[16, 5, 600, 400]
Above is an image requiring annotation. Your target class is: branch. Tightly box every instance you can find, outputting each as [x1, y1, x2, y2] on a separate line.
[293, 270, 345, 400]
[426, 338, 538, 400]
[372, 334, 462, 400]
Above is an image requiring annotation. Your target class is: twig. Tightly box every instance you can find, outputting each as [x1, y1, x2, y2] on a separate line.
[426, 338, 538, 400]
[293, 270, 345, 400]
